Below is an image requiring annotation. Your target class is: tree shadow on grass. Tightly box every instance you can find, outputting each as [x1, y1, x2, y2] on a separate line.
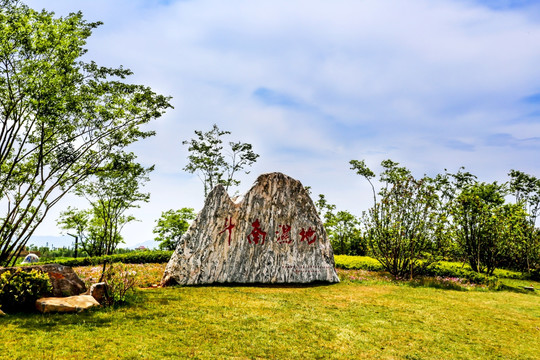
[3, 290, 151, 330]
[496, 284, 538, 295]
[3, 307, 113, 332]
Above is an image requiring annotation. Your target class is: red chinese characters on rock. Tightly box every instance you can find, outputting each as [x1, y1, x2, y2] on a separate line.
[275, 224, 292, 244]
[220, 218, 317, 246]
[247, 219, 267, 245]
[300, 227, 317, 245]
[218, 217, 235, 245]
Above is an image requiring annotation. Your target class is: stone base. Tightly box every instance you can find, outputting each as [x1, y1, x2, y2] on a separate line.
[35, 295, 100, 313]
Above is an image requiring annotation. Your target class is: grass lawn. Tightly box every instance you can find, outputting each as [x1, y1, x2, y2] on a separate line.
[1, 265, 539, 359]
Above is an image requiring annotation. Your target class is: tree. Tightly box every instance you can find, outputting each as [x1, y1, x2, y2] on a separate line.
[352, 159, 439, 279]
[430, 168, 478, 259]
[508, 170, 540, 272]
[182, 124, 259, 197]
[315, 193, 336, 219]
[56, 205, 89, 256]
[153, 208, 196, 250]
[57, 152, 152, 257]
[314, 194, 365, 255]
[327, 210, 363, 255]
[0, 1, 171, 266]
[450, 182, 527, 275]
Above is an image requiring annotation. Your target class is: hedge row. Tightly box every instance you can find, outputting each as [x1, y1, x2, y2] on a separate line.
[36, 251, 174, 267]
[334, 255, 384, 272]
[333, 255, 517, 284]
[34, 252, 529, 285]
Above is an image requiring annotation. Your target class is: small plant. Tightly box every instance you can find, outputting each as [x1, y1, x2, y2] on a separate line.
[0, 269, 52, 313]
[101, 262, 137, 306]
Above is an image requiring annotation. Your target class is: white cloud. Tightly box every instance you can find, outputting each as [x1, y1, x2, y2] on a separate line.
[22, 0, 540, 245]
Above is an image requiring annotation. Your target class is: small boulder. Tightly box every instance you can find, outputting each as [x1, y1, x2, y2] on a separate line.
[35, 295, 100, 313]
[88, 282, 108, 304]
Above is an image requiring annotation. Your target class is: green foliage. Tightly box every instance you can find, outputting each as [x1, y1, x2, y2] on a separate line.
[57, 153, 153, 257]
[334, 255, 384, 271]
[0, 269, 52, 312]
[356, 159, 440, 279]
[335, 255, 504, 286]
[351, 160, 539, 279]
[508, 169, 540, 272]
[451, 182, 528, 275]
[101, 262, 137, 306]
[0, 1, 171, 266]
[183, 124, 259, 196]
[153, 208, 196, 250]
[349, 159, 377, 205]
[327, 211, 363, 255]
[36, 250, 173, 267]
[315, 194, 366, 255]
[420, 262, 500, 286]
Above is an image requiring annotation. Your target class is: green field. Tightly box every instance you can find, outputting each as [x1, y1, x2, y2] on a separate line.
[1, 266, 539, 360]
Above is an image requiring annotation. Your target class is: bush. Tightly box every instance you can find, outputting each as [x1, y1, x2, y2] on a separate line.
[101, 263, 137, 306]
[334, 255, 384, 271]
[420, 262, 499, 285]
[529, 268, 540, 281]
[0, 269, 52, 313]
[35, 250, 173, 267]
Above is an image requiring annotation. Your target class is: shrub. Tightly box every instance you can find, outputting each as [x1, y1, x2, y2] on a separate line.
[420, 262, 499, 285]
[101, 263, 137, 306]
[0, 269, 52, 313]
[334, 255, 384, 271]
[529, 268, 540, 281]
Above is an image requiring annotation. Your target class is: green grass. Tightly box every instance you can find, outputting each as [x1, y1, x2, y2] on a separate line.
[1, 274, 539, 359]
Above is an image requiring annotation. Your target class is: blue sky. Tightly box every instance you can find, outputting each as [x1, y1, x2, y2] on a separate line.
[24, 0, 540, 247]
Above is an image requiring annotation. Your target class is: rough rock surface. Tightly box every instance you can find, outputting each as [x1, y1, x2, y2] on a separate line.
[162, 172, 339, 285]
[86, 282, 108, 304]
[35, 295, 100, 313]
[0, 264, 86, 297]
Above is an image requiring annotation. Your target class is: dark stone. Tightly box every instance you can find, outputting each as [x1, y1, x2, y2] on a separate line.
[162, 172, 339, 285]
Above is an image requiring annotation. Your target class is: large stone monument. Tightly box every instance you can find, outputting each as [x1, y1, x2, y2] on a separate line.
[161, 172, 339, 285]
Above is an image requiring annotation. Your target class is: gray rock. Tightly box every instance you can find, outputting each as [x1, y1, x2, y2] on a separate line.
[0, 264, 86, 297]
[162, 172, 339, 285]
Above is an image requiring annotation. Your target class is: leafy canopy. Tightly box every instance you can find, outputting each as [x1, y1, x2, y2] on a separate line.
[0, 1, 171, 265]
[183, 124, 259, 197]
[57, 153, 153, 257]
[153, 208, 196, 251]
